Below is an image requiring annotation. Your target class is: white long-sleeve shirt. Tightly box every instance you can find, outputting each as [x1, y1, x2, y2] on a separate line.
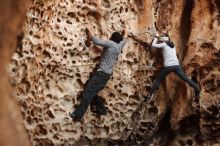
[151, 38, 179, 67]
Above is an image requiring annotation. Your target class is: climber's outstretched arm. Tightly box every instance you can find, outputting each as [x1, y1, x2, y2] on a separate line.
[86, 25, 110, 48]
[151, 38, 166, 48]
[86, 25, 94, 40]
[121, 27, 128, 38]
[91, 36, 110, 48]
[118, 27, 128, 50]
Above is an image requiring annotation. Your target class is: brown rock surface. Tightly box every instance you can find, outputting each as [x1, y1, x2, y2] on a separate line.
[0, 0, 31, 146]
[9, 0, 220, 146]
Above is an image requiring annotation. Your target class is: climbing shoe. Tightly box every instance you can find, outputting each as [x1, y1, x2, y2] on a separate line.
[195, 89, 200, 98]
[69, 112, 82, 121]
[90, 105, 107, 116]
[143, 95, 152, 102]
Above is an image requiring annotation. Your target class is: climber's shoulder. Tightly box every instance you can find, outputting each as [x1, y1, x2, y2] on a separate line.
[165, 41, 175, 48]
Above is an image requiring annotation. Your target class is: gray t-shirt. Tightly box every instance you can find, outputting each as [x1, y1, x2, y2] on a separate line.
[92, 36, 127, 74]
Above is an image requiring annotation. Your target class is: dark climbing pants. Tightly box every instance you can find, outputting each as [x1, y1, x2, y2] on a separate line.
[74, 71, 111, 118]
[149, 65, 199, 95]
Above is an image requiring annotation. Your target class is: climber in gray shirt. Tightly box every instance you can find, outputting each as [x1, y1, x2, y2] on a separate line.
[70, 25, 128, 120]
[92, 35, 127, 74]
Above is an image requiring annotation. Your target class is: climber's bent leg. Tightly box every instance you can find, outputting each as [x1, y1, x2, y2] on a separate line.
[91, 95, 107, 115]
[173, 65, 200, 96]
[148, 66, 173, 96]
[70, 71, 110, 119]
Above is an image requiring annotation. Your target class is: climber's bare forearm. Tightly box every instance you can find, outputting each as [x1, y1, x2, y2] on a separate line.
[86, 25, 94, 40]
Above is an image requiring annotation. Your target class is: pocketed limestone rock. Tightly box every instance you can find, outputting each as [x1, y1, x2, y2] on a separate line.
[9, 0, 220, 145]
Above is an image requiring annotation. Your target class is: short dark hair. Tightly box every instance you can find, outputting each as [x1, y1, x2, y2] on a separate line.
[110, 32, 123, 43]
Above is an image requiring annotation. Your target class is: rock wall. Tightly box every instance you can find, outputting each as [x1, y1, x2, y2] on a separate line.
[0, 1, 31, 146]
[9, 0, 220, 146]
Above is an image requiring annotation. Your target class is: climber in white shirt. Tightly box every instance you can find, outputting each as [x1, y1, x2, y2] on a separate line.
[144, 33, 200, 100]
